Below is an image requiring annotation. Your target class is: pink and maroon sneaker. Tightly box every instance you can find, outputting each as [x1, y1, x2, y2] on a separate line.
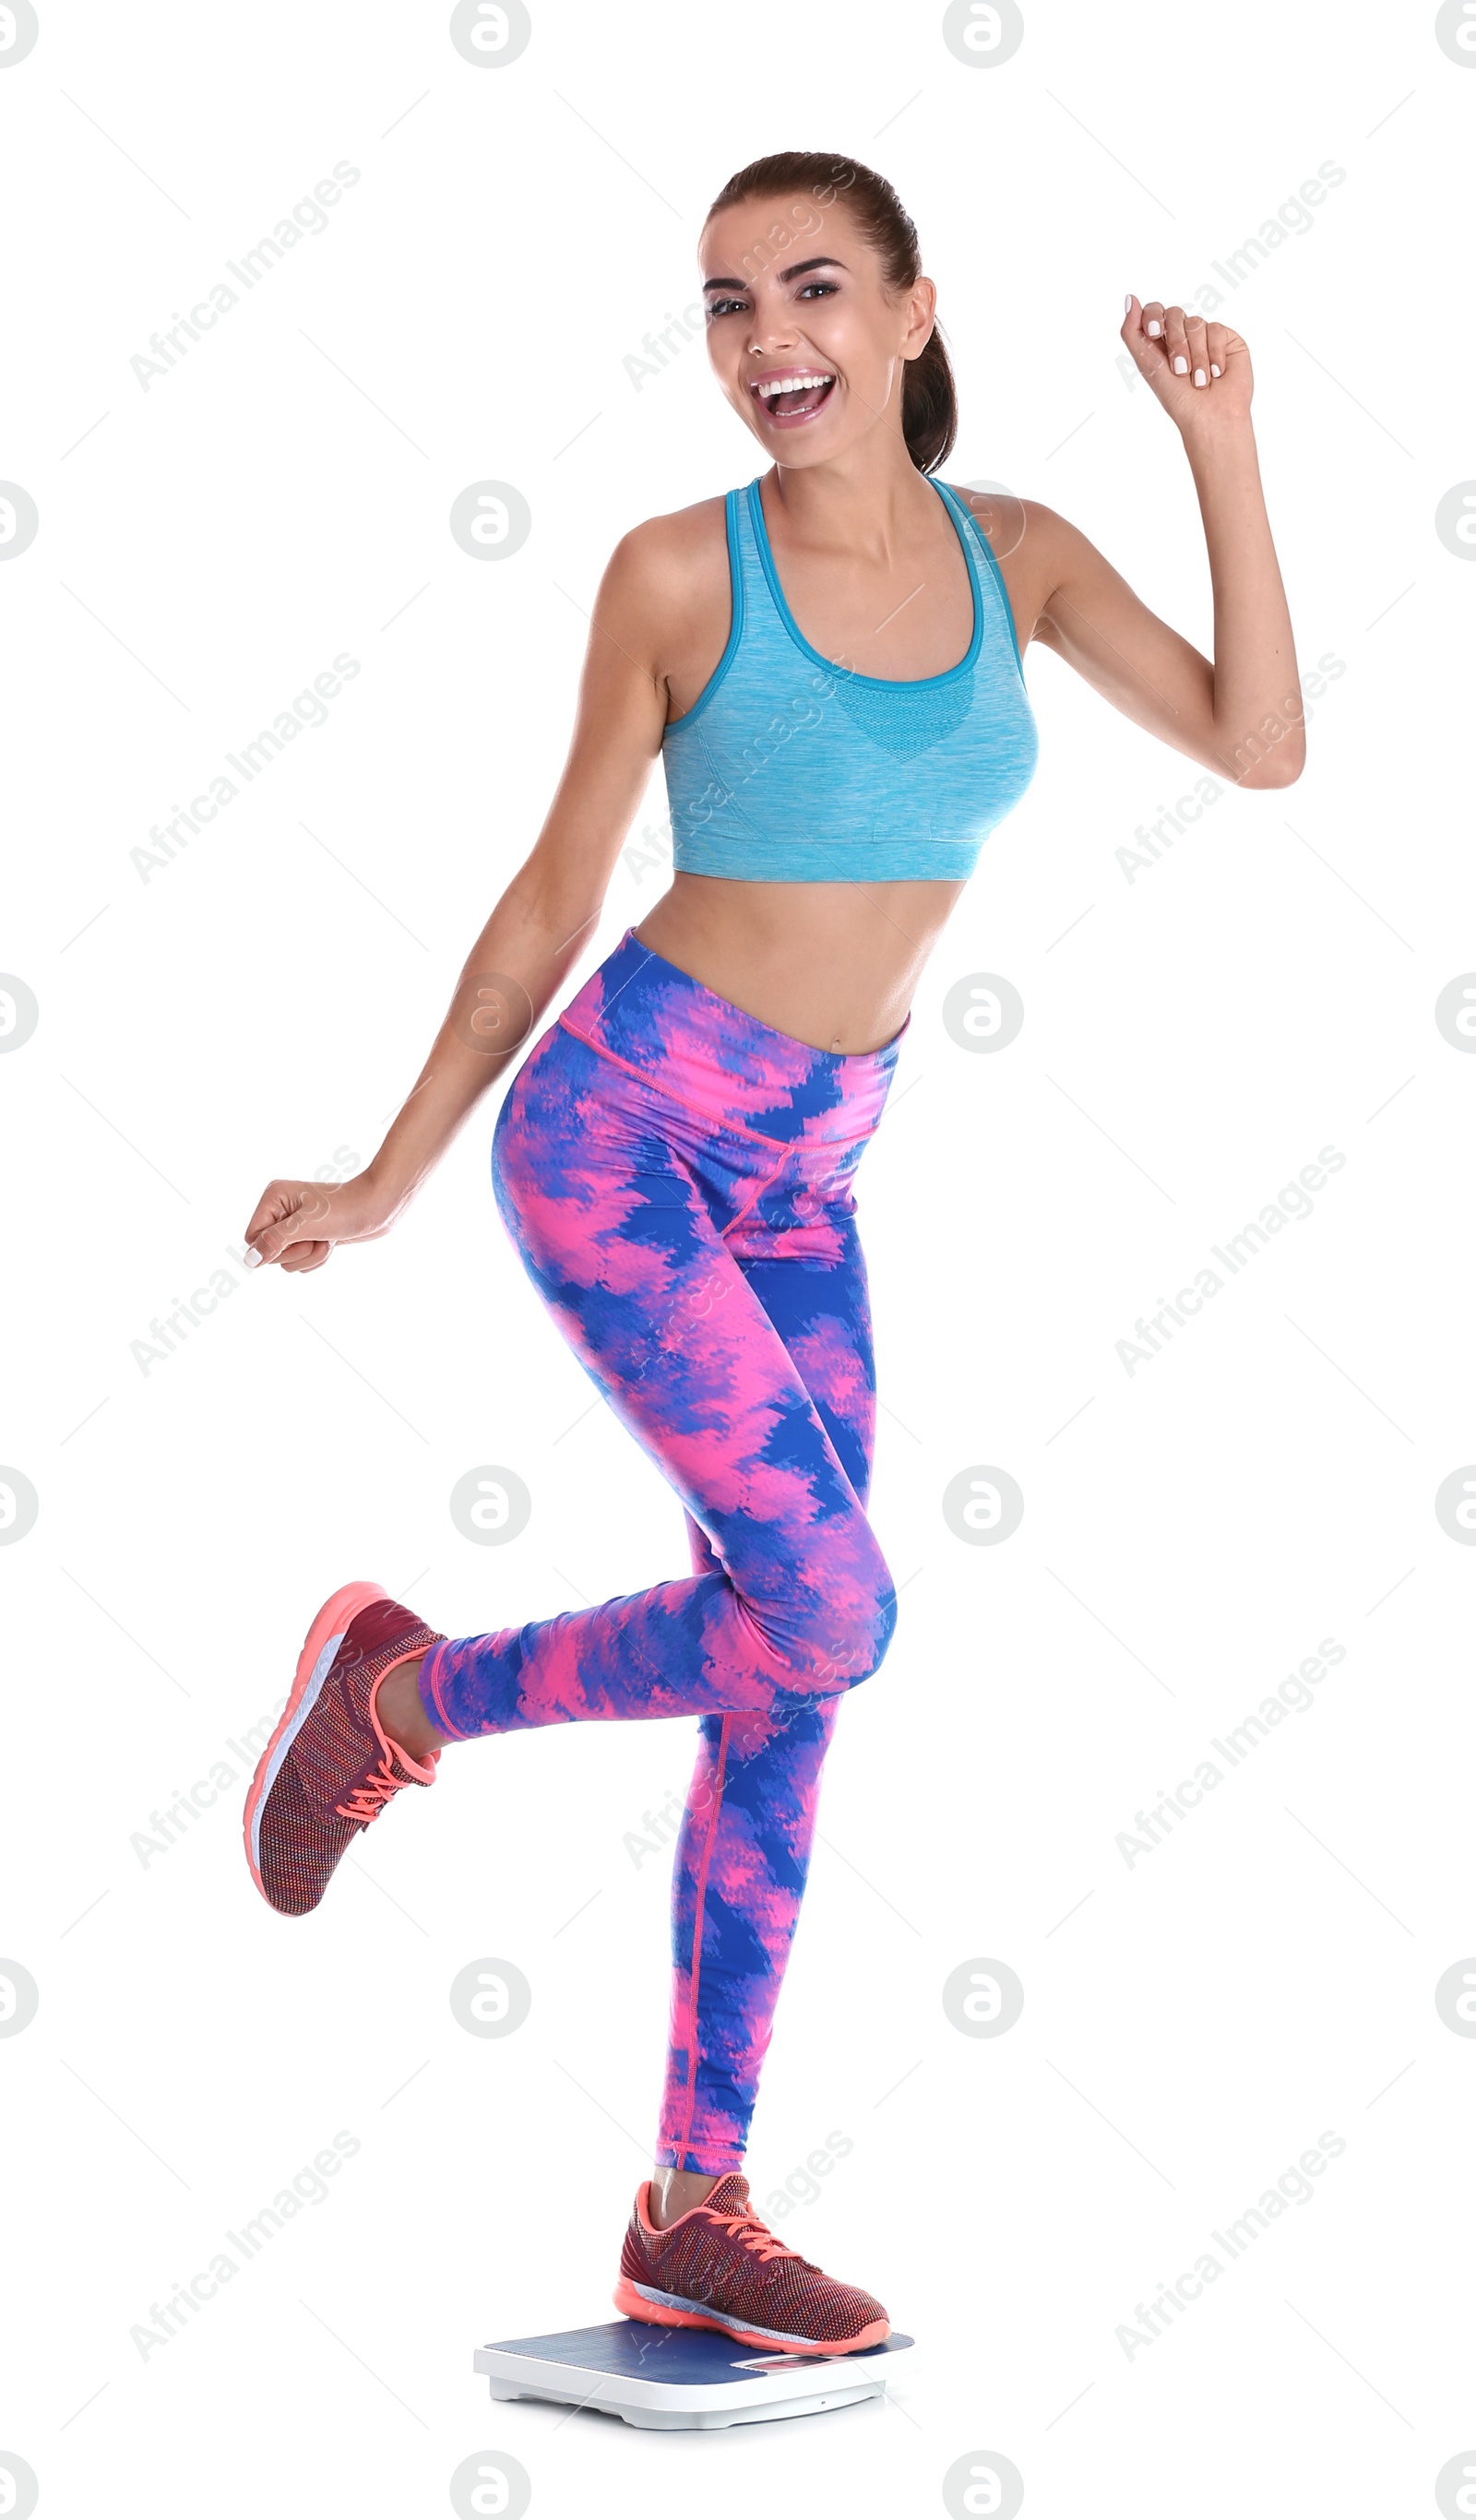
[613, 2172, 889, 2355]
[244, 1581, 446, 1917]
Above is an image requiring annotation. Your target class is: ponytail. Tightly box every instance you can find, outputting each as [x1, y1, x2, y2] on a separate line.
[900, 317, 958, 476]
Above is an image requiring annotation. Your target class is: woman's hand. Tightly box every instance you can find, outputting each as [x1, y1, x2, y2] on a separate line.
[1122, 294, 1253, 436]
[243, 1170, 403, 1274]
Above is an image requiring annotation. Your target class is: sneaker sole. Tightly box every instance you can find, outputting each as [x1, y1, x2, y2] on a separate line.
[612, 2275, 889, 2357]
[242, 1578, 389, 1908]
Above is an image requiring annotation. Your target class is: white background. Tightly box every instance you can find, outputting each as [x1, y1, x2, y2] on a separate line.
[3, 1, 1473, 2513]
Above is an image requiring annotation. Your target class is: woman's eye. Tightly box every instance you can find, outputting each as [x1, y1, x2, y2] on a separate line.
[706, 298, 747, 319]
[798, 282, 837, 299]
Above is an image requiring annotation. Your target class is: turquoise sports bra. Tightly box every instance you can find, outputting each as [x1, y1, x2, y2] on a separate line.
[661, 474, 1039, 884]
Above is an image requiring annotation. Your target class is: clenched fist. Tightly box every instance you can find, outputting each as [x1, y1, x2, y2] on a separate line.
[1122, 293, 1252, 433]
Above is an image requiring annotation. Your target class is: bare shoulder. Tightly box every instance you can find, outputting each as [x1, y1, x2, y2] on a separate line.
[602, 495, 729, 631]
[947, 482, 1081, 575]
[596, 494, 731, 702]
[947, 484, 1108, 640]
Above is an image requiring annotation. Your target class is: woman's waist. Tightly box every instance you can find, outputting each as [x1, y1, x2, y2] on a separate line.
[554, 921, 911, 1147]
[638, 883, 944, 1039]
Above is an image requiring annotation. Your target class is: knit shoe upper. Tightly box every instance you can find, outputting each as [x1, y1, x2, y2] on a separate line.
[615, 2171, 889, 2354]
[248, 1592, 445, 1916]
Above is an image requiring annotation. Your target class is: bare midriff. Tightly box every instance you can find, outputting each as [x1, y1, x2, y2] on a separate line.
[632, 872, 966, 1058]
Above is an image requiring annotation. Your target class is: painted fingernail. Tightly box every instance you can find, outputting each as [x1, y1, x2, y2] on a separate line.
[1194, 367, 1207, 386]
[1172, 354, 1188, 374]
[1125, 292, 1133, 312]
[1147, 319, 1161, 338]
[243, 1245, 262, 1269]
[1209, 362, 1221, 377]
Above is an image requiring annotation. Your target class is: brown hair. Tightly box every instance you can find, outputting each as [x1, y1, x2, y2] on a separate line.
[705, 151, 958, 474]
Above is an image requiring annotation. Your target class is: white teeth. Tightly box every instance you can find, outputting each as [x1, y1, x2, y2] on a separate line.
[755, 373, 834, 398]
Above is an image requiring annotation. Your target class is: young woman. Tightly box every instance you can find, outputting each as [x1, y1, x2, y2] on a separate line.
[241, 150, 1303, 2357]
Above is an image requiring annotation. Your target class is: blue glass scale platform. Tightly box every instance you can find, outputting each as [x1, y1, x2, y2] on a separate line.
[472, 2316, 917, 2431]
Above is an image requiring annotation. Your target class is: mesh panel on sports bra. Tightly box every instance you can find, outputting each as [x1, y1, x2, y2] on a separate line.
[828, 672, 975, 759]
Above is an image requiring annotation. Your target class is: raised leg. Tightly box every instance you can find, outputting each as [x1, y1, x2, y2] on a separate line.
[416, 1070, 897, 1741]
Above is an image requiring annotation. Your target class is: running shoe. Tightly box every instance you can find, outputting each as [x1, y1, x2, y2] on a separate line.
[613, 2171, 889, 2354]
[244, 1581, 445, 1917]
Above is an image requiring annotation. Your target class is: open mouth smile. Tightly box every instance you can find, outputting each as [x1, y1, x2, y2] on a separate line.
[749, 369, 837, 426]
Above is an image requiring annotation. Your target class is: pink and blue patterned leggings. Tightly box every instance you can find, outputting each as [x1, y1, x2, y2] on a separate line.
[416, 929, 907, 2175]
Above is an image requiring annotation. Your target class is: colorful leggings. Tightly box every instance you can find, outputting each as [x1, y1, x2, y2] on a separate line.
[416, 928, 908, 2174]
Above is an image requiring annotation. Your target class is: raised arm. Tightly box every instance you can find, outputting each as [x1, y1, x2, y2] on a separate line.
[974, 296, 1304, 792]
[243, 522, 678, 1273]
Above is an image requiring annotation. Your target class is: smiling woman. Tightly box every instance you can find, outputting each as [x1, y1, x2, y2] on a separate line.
[241, 145, 1305, 2362]
[700, 161, 958, 474]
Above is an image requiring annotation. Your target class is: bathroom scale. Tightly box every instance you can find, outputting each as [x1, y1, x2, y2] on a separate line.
[472, 2316, 917, 2431]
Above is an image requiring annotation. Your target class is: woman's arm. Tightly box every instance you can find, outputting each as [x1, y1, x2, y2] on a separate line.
[981, 298, 1305, 791]
[243, 522, 678, 1273]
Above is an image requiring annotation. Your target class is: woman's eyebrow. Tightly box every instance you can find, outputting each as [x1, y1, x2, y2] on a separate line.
[701, 256, 850, 291]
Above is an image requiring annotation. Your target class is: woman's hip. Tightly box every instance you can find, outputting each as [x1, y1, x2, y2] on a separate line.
[555, 926, 905, 1148]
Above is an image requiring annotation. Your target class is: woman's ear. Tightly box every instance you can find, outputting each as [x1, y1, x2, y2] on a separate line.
[904, 274, 938, 353]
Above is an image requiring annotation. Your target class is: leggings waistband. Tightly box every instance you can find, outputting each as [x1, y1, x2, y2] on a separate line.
[556, 927, 909, 1147]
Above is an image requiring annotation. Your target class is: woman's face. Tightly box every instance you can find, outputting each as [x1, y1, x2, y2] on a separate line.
[698, 191, 935, 465]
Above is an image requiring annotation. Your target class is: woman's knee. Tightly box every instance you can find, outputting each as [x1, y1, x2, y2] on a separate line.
[780, 1543, 899, 1695]
[847, 1563, 899, 1688]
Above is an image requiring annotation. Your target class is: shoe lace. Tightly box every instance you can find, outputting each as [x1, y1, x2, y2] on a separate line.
[335, 1749, 404, 1825]
[702, 2202, 802, 2264]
